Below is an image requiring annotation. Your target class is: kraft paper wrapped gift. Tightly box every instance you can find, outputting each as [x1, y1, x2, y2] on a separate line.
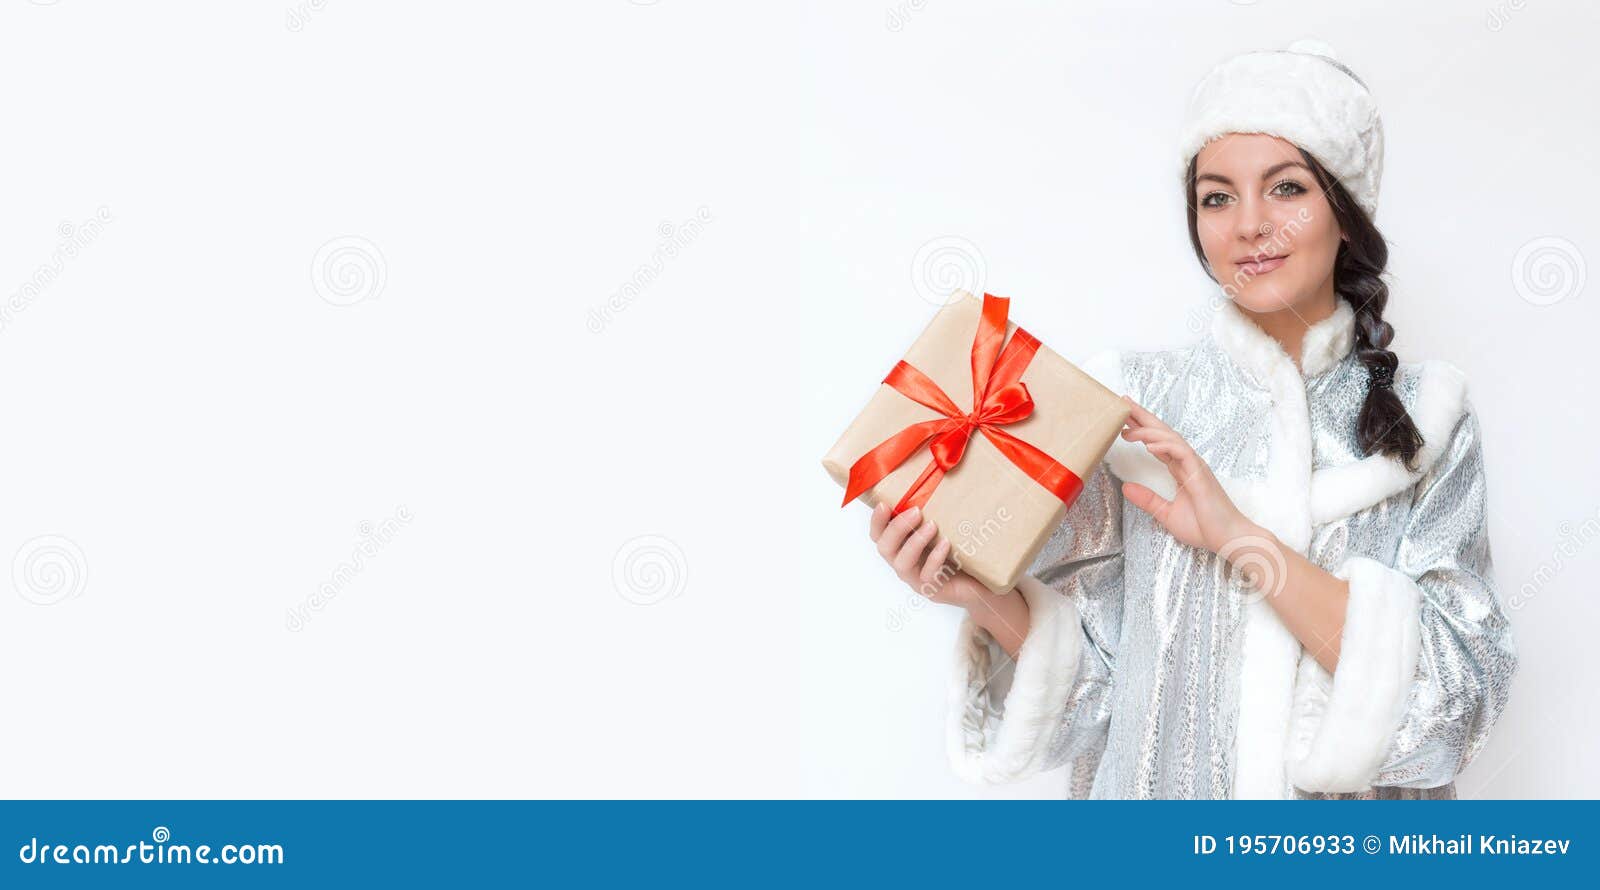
[822, 291, 1130, 593]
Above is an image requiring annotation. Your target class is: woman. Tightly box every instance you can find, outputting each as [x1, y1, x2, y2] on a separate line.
[867, 40, 1517, 799]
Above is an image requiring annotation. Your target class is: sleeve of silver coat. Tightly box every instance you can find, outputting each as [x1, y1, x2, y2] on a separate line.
[945, 461, 1126, 785]
[1289, 405, 1518, 792]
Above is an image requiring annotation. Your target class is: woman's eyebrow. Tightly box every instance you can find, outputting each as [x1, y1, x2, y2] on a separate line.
[1261, 160, 1313, 178]
[1195, 160, 1314, 188]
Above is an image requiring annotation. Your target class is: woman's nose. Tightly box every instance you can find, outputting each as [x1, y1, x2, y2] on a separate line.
[1233, 194, 1268, 241]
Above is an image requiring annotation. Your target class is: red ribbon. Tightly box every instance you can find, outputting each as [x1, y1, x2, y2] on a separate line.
[841, 293, 1083, 515]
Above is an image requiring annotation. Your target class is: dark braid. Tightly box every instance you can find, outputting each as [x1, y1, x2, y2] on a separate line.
[1184, 150, 1425, 470]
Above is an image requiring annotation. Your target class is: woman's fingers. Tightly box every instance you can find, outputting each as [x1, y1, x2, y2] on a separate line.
[920, 537, 953, 588]
[893, 517, 940, 576]
[1122, 481, 1173, 522]
[1121, 395, 1172, 432]
[1147, 440, 1203, 480]
[1145, 439, 1178, 459]
[875, 505, 922, 558]
[871, 506, 954, 591]
[868, 501, 891, 542]
[866, 505, 969, 601]
[1144, 439, 1183, 469]
[1149, 441, 1219, 501]
[1125, 423, 1201, 477]
[1120, 426, 1176, 447]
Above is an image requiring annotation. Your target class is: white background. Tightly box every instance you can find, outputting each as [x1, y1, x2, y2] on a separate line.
[1, 2, 1594, 798]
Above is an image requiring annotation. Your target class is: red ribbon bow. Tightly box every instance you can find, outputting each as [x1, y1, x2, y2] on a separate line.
[841, 293, 1083, 515]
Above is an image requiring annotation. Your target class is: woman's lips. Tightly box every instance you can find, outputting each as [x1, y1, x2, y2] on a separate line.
[1237, 255, 1287, 276]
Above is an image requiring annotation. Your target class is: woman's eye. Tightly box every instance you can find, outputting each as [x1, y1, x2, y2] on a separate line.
[1198, 191, 1233, 208]
[1270, 179, 1308, 198]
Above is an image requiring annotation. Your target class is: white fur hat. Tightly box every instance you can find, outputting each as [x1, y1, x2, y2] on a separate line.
[1178, 39, 1384, 218]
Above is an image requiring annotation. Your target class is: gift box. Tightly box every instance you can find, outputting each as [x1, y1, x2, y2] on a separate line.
[822, 291, 1130, 593]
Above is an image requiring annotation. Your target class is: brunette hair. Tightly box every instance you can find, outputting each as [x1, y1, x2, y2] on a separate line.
[1183, 149, 1424, 470]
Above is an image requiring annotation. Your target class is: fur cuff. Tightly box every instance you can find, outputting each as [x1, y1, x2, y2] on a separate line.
[946, 575, 1082, 784]
[1286, 556, 1422, 793]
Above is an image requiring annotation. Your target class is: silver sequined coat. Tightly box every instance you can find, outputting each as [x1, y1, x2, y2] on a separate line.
[947, 298, 1517, 799]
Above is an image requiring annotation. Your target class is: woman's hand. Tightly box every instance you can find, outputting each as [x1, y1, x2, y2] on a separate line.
[867, 502, 1030, 657]
[1118, 395, 1259, 554]
[868, 502, 985, 607]
[1118, 396, 1354, 672]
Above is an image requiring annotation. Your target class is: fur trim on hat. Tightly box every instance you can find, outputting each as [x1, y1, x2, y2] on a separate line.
[1179, 39, 1384, 219]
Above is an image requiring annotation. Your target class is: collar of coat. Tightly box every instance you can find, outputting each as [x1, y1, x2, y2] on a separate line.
[1213, 295, 1357, 383]
[1086, 297, 1470, 531]
[1078, 297, 1472, 798]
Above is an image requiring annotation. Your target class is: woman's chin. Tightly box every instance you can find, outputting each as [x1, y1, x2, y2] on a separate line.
[1227, 287, 1302, 315]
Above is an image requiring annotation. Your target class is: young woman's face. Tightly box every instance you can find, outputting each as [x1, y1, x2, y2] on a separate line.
[1192, 133, 1344, 314]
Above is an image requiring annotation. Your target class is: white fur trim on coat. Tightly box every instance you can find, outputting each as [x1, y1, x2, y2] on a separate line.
[1070, 305, 1465, 798]
[1090, 304, 1469, 528]
[1221, 477, 1306, 799]
[1210, 301, 1323, 798]
[1309, 360, 1469, 524]
[1299, 299, 1356, 377]
[946, 575, 1083, 784]
[1286, 556, 1423, 793]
